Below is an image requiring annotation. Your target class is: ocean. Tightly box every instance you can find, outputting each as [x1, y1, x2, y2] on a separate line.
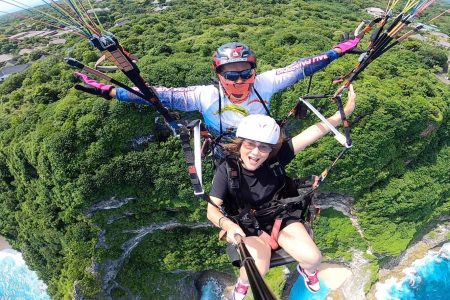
[289, 276, 330, 300]
[1, 243, 448, 299]
[0, 249, 50, 299]
[200, 243, 450, 299]
[375, 242, 450, 300]
[200, 279, 224, 300]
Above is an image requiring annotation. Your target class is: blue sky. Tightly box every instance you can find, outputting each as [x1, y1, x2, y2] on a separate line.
[0, 0, 45, 15]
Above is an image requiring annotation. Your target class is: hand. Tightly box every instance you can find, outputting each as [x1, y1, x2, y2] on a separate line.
[74, 72, 113, 100]
[334, 32, 364, 55]
[344, 84, 356, 116]
[225, 223, 246, 245]
[312, 175, 320, 189]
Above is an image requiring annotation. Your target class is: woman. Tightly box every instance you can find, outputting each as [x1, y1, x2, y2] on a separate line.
[207, 85, 356, 299]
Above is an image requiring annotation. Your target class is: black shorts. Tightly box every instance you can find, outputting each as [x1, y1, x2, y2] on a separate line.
[239, 210, 304, 237]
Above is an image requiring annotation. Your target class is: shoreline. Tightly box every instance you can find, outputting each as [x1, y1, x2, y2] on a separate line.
[0, 235, 11, 251]
[319, 263, 352, 290]
[366, 222, 450, 299]
[314, 239, 450, 300]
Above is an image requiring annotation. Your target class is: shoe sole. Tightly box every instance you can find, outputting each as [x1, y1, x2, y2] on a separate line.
[297, 265, 320, 293]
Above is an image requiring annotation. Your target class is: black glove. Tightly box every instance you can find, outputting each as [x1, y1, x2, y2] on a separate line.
[74, 84, 112, 100]
[294, 101, 309, 120]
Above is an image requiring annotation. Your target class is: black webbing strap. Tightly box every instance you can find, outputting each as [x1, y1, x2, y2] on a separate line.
[89, 35, 179, 133]
[333, 94, 352, 147]
[253, 88, 271, 116]
[225, 156, 245, 208]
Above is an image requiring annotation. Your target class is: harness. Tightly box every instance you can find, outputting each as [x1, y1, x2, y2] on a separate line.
[221, 156, 318, 250]
[215, 78, 271, 137]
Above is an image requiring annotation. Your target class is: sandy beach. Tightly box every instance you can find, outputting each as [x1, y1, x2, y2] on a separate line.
[0, 235, 11, 251]
[319, 263, 353, 290]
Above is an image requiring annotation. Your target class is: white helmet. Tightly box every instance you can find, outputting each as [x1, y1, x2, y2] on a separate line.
[236, 114, 280, 145]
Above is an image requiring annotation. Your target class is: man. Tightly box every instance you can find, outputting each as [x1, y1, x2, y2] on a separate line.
[76, 38, 360, 138]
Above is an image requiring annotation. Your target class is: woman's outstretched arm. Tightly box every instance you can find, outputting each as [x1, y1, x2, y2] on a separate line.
[291, 84, 356, 154]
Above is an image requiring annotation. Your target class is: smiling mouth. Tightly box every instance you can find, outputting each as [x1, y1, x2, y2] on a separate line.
[248, 156, 260, 164]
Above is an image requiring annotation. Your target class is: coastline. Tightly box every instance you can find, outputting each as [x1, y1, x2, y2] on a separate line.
[319, 263, 352, 290]
[366, 222, 450, 299]
[313, 224, 450, 300]
[0, 235, 11, 251]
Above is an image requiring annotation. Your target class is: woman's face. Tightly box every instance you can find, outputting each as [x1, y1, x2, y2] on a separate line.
[239, 139, 272, 171]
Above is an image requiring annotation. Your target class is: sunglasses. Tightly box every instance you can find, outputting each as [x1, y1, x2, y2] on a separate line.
[222, 68, 254, 81]
[242, 139, 273, 153]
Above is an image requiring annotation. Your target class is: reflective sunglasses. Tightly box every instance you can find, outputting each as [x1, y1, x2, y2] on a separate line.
[222, 68, 254, 81]
[242, 139, 273, 153]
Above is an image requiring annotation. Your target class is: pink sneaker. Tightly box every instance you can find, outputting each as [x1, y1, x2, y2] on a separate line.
[233, 281, 250, 300]
[297, 265, 320, 293]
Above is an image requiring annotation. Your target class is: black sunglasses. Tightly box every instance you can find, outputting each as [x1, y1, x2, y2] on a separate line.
[222, 68, 254, 81]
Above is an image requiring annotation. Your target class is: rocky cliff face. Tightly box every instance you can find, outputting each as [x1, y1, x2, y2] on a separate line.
[75, 196, 216, 299]
[367, 220, 450, 299]
[78, 192, 450, 299]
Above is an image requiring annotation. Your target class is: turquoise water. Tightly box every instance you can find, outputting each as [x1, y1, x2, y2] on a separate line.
[200, 279, 224, 300]
[2, 241, 448, 299]
[201, 243, 450, 299]
[289, 276, 330, 300]
[376, 243, 450, 300]
[0, 249, 50, 299]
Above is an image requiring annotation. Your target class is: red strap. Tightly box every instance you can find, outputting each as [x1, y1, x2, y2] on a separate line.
[188, 165, 196, 174]
[259, 218, 283, 250]
[271, 218, 282, 245]
[259, 231, 278, 250]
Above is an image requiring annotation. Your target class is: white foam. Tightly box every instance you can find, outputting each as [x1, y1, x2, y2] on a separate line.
[439, 243, 450, 259]
[0, 249, 25, 265]
[375, 242, 450, 299]
[375, 277, 400, 300]
[0, 249, 50, 299]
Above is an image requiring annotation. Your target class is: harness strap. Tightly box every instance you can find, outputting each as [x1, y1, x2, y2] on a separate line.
[218, 87, 223, 136]
[270, 218, 282, 248]
[225, 156, 245, 208]
[253, 88, 271, 116]
[259, 230, 279, 250]
[214, 77, 271, 135]
[89, 35, 179, 133]
[256, 217, 282, 250]
[180, 128, 204, 195]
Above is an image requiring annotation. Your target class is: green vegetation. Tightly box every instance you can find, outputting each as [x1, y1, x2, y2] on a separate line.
[0, 0, 449, 298]
[363, 253, 380, 293]
[265, 267, 287, 298]
[314, 209, 367, 261]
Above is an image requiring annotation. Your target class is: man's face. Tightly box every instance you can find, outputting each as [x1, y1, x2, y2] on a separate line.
[217, 62, 255, 103]
[220, 62, 253, 76]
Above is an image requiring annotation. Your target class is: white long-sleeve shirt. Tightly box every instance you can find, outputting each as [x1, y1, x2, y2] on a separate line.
[116, 50, 340, 136]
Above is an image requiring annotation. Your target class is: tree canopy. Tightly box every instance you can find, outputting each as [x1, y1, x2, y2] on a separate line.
[0, 0, 449, 298]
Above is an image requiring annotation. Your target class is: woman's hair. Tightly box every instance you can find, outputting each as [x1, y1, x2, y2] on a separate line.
[222, 137, 244, 157]
[222, 132, 285, 161]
